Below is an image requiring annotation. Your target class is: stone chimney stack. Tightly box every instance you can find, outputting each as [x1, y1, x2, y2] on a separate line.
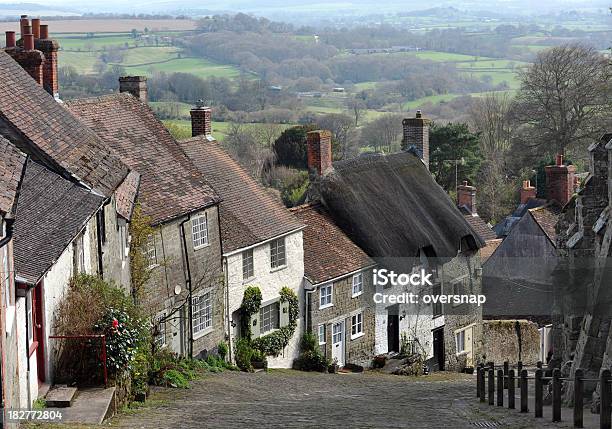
[520, 180, 537, 204]
[190, 100, 212, 137]
[402, 110, 431, 170]
[35, 24, 60, 99]
[307, 130, 333, 177]
[119, 76, 147, 102]
[545, 154, 576, 206]
[457, 181, 477, 214]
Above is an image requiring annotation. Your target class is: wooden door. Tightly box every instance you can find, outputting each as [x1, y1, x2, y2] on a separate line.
[33, 282, 45, 383]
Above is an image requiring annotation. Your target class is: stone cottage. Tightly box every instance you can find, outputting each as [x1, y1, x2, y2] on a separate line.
[179, 106, 305, 368]
[291, 202, 376, 368]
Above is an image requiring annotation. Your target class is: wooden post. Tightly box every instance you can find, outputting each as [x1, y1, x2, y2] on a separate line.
[488, 362, 495, 406]
[497, 369, 504, 407]
[574, 368, 584, 428]
[477, 365, 481, 398]
[535, 369, 543, 418]
[508, 369, 515, 409]
[479, 365, 486, 402]
[518, 361, 523, 389]
[520, 369, 529, 413]
[504, 361, 509, 389]
[601, 369, 611, 429]
[553, 368, 562, 422]
[537, 361, 543, 370]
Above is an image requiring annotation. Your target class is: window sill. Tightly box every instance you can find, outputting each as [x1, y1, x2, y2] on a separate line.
[351, 332, 365, 341]
[351, 291, 363, 298]
[456, 350, 469, 357]
[319, 342, 326, 346]
[242, 276, 256, 285]
[193, 326, 213, 340]
[259, 327, 280, 337]
[319, 303, 333, 310]
[147, 264, 159, 271]
[270, 265, 287, 273]
[193, 243, 210, 251]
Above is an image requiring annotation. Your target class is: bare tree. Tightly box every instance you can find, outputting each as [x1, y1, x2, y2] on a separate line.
[360, 114, 403, 153]
[469, 92, 513, 159]
[513, 44, 611, 156]
[316, 113, 358, 160]
[348, 99, 366, 127]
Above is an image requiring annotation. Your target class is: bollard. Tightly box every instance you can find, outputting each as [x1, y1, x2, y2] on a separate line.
[497, 369, 504, 407]
[535, 369, 543, 418]
[537, 360, 543, 370]
[508, 369, 515, 409]
[477, 365, 481, 398]
[520, 369, 529, 413]
[574, 369, 584, 428]
[518, 361, 523, 389]
[479, 365, 486, 403]
[553, 368, 562, 422]
[601, 369, 611, 429]
[504, 361, 509, 389]
[488, 362, 495, 406]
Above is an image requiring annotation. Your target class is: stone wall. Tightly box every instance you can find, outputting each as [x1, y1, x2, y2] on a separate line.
[481, 320, 541, 365]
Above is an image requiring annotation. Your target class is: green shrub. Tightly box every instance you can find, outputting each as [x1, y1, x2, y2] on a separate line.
[217, 342, 229, 360]
[293, 332, 330, 372]
[161, 369, 189, 389]
[234, 338, 255, 372]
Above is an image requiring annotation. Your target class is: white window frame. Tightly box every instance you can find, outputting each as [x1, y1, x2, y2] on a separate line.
[242, 248, 254, 281]
[270, 238, 286, 270]
[456, 330, 466, 353]
[351, 312, 364, 340]
[319, 284, 333, 309]
[192, 290, 212, 337]
[146, 234, 158, 269]
[351, 272, 363, 297]
[259, 302, 280, 334]
[318, 324, 326, 345]
[191, 215, 209, 249]
[154, 312, 167, 348]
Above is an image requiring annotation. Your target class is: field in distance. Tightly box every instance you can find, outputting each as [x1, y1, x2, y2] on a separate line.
[0, 19, 197, 33]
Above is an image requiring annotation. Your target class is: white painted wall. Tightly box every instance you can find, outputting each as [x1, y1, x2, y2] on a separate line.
[225, 230, 304, 368]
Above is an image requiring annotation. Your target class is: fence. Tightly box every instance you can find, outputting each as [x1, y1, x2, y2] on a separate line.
[476, 361, 612, 429]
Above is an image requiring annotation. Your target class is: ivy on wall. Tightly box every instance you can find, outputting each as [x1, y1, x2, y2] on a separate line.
[239, 286, 299, 357]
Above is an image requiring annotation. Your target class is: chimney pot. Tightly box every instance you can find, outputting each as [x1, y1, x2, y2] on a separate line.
[40, 24, 49, 39]
[19, 16, 29, 36]
[5, 31, 16, 48]
[190, 101, 212, 137]
[520, 180, 536, 204]
[23, 34, 34, 51]
[23, 25, 32, 37]
[119, 76, 147, 102]
[307, 130, 333, 177]
[556, 154, 563, 166]
[31, 19, 41, 39]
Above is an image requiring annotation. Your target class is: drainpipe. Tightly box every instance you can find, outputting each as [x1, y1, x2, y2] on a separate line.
[0, 216, 15, 248]
[223, 256, 232, 363]
[95, 201, 110, 279]
[179, 216, 194, 359]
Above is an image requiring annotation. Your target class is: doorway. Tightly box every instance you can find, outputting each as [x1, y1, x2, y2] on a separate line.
[32, 282, 45, 383]
[432, 327, 445, 371]
[331, 321, 345, 367]
[387, 308, 399, 353]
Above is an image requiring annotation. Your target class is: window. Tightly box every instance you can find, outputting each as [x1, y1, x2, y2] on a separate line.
[318, 324, 326, 345]
[74, 232, 86, 272]
[270, 238, 286, 269]
[319, 284, 332, 308]
[351, 312, 363, 339]
[147, 234, 157, 268]
[192, 291, 212, 335]
[259, 302, 280, 334]
[26, 292, 33, 344]
[242, 249, 254, 280]
[118, 221, 128, 261]
[432, 284, 442, 317]
[352, 273, 363, 297]
[191, 215, 209, 249]
[456, 330, 466, 353]
[154, 313, 166, 348]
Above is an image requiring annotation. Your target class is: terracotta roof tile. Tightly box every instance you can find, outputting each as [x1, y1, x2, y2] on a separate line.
[0, 51, 128, 197]
[463, 213, 497, 242]
[291, 203, 375, 284]
[480, 238, 502, 263]
[179, 136, 303, 252]
[0, 136, 26, 216]
[529, 203, 562, 244]
[66, 94, 219, 225]
[13, 160, 105, 284]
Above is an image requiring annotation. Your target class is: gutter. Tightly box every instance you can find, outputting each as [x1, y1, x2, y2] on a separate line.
[222, 226, 306, 258]
[0, 216, 15, 248]
[179, 216, 194, 359]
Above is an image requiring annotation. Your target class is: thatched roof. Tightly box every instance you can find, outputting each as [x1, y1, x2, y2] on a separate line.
[319, 151, 485, 260]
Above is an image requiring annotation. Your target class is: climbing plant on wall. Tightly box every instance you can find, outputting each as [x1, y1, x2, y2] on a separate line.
[239, 286, 299, 357]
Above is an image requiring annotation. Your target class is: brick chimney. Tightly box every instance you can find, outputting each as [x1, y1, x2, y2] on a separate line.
[6, 23, 44, 85]
[520, 180, 536, 204]
[545, 154, 576, 206]
[402, 110, 431, 170]
[307, 130, 333, 176]
[190, 100, 212, 137]
[457, 180, 477, 214]
[35, 24, 60, 99]
[119, 76, 147, 102]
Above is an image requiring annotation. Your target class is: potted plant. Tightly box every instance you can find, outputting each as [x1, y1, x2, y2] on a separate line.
[328, 358, 339, 374]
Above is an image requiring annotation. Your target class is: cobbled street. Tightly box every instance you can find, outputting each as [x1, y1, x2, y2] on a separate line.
[106, 370, 575, 429]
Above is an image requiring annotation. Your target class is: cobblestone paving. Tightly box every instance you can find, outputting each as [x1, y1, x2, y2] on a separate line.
[110, 370, 575, 429]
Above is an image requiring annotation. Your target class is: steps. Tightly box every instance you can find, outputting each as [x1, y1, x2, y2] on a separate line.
[45, 385, 78, 407]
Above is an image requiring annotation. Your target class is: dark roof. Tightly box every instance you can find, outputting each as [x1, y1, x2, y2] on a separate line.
[319, 152, 485, 259]
[0, 51, 128, 197]
[116, 170, 140, 220]
[0, 136, 26, 216]
[66, 94, 219, 225]
[291, 203, 374, 284]
[13, 160, 104, 284]
[463, 213, 497, 242]
[493, 198, 548, 238]
[529, 204, 562, 244]
[179, 136, 303, 252]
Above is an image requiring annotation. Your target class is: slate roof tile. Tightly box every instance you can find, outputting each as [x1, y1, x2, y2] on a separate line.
[0, 136, 26, 216]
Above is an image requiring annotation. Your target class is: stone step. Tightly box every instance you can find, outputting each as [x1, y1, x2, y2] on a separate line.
[45, 385, 78, 408]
